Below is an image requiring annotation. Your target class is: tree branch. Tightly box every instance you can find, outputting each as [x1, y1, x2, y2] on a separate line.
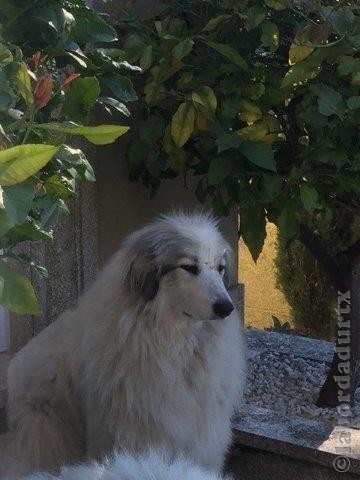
[298, 224, 343, 290]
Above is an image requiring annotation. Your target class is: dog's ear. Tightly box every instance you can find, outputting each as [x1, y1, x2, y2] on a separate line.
[126, 249, 161, 302]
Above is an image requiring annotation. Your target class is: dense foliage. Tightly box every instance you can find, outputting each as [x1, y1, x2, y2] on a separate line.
[0, 0, 136, 314]
[117, 0, 360, 262]
[276, 207, 356, 339]
[276, 236, 336, 339]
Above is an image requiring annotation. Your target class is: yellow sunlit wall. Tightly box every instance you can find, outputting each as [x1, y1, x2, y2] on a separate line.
[238, 222, 292, 329]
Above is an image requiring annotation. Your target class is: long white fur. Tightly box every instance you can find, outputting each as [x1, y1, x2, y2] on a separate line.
[3, 212, 246, 478]
[17, 450, 233, 480]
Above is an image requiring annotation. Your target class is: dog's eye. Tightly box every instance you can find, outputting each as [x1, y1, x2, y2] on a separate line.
[218, 265, 225, 274]
[180, 265, 199, 275]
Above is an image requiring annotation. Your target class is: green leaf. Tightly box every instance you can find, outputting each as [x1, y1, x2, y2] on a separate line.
[73, 16, 118, 43]
[311, 85, 345, 118]
[0, 44, 13, 66]
[239, 100, 262, 123]
[215, 132, 242, 153]
[261, 21, 279, 53]
[172, 39, 194, 60]
[33, 6, 62, 32]
[8, 253, 48, 279]
[66, 51, 87, 68]
[6, 221, 52, 243]
[98, 97, 130, 117]
[16, 63, 33, 106]
[103, 75, 137, 102]
[0, 144, 58, 186]
[299, 185, 319, 213]
[289, 43, 314, 65]
[0, 208, 14, 238]
[258, 175, 283, 202]
[208, 156, 232, 185]
[244, 5, 266, 31]
[347, 96, 360, 110]
[203, 15, 232, 31]
[206, 42, 248, 71]
[337, 56, 360, 77]
[272, 315, 282, 330]
[281, 52, 322, 89]
[237, 121, 268, 142]
[192, 86, 217, 120]
[37, 123, 129, 146]
[139, 114, 165, 146]
[240, 141, 276, 171]
[63, 77, 100, 123]
[240, 204, 266, 262]
[264, 0, 287, 10]
[171, 103, 195, 147]
[140, 45, 153, 71]
[277, 203, 299, 242]
[0, 259, 39, 314]
[163, 126, 186, 173]
[53, 145, 95, 182]
[212, 194, 230, 217]
[45, 174, 75, 198]
[2, 179, 34, 223]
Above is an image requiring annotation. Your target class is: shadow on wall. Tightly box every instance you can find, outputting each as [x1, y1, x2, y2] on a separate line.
[238, 222, 292, 329]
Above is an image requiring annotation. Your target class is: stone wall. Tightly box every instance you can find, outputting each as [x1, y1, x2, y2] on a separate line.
[8, 147, 98, 352]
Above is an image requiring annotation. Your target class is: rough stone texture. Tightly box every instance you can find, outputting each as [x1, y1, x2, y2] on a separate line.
[246, 328, 334, 364]
[8, 147, 98, 353]
[244, 329, 360, 426]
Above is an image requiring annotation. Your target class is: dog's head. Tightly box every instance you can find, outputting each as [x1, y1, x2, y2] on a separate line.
[122, 212, 235, 322]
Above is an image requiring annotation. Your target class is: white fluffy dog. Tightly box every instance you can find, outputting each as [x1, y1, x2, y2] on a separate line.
[4, 212, 246, 477]
[20, 451, 233, 480]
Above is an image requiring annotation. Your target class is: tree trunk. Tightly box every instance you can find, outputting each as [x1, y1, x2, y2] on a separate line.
[299, 225, 360, 408]
[317, 263, 360, 407]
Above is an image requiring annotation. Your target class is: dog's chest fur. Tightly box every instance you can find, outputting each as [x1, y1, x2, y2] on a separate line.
[78, 310, 244, 471]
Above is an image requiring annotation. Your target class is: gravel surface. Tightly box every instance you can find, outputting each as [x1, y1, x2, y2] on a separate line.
[244, 348, 360, 426]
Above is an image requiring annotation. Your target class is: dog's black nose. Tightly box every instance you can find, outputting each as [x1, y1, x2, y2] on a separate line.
[213, 299, 234, 318]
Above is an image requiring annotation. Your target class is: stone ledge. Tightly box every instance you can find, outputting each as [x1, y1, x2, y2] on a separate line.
[246, 328, 334, 364]
[233, 405, 360, 475]
[238, 329, 360, 477]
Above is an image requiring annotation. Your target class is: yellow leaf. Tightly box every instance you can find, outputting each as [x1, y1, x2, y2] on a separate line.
[239, 100, 262, 124]
[16, 63, 34, 106]
[237, 120, 278, 144]
[195, 111, 209, 131]
[37, 123, 129, 145]
[0, 259, 39, 314]
[289, 43, 314, 65]
[171, 102, 195, 147]
[0, 144, 58, 186]
[192, 86, 217, 120]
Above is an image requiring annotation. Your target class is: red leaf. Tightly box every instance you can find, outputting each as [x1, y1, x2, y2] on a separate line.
[34, 73, 53, 109]
[62, 73, 80, 87]
[31, 51, 42, 70]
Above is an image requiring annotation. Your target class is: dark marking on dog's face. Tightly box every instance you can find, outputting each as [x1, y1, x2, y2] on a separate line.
[123, 216, 235, 320]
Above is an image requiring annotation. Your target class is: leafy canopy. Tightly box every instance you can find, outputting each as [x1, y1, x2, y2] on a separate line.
[0, 0, 134, 314]
[116, 0, 359, 261]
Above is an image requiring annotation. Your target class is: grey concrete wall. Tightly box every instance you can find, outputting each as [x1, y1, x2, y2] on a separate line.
[95, 135, 238, 268]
